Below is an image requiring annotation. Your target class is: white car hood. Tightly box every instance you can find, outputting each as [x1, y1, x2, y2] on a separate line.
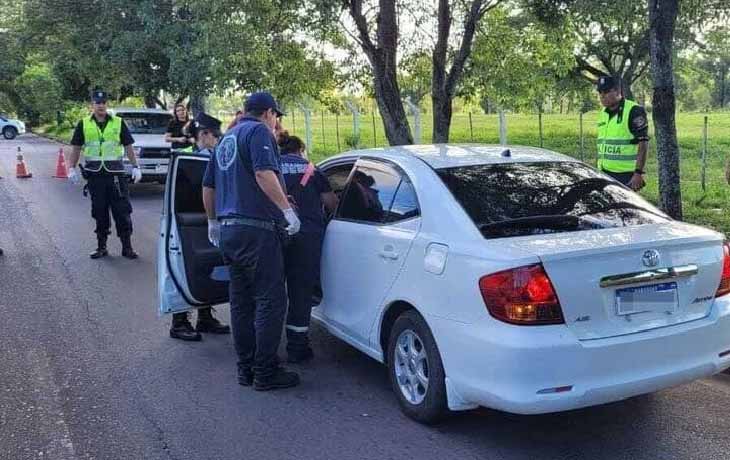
[132, 134, 171, 149]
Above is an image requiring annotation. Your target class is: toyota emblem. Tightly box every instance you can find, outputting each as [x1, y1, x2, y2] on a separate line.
[642, 249, 660, 268]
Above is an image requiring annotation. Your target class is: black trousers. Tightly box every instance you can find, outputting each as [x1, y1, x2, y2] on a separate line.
[284, 231, 323, 350]
[601, 169, 634, 187]
[87, 174, 133, 238]
[219, 224, 287, 377]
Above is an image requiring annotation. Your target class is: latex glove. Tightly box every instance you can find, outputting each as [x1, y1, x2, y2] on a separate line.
[282, 208, 301, 236]
[208, 219, 220, 247]
[131, 167, 142, 184]
[68, 167, 81, 185]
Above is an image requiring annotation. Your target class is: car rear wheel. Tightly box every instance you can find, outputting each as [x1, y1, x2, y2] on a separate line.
[387, 310, 448, 424]
[3, 126, 17, 140]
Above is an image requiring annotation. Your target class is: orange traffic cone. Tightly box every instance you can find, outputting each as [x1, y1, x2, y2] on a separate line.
[53, 148, 68, 178]
[16, 149, 32, 179]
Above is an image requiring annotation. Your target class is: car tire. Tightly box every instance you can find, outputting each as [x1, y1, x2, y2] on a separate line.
[387, 310, 449, 424]
[2, 127, 17, 140]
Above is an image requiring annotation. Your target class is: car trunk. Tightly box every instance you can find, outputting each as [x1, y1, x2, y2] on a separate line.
[491, 223, 724, 340]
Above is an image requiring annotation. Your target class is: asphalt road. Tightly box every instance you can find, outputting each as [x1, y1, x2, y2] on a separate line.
[1, 134, 730, 460]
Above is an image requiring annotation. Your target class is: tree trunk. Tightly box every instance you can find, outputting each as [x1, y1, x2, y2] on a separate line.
[190, 94, 206, 117]
[432, 95, 453, 144]
[648, 0, 682, 219]
[143, 95, 157, 108]
[348, 0, 412, 145]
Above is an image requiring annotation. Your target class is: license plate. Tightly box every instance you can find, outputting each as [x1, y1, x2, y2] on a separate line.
[155, 165, 168, 174]
[615, 282, 678, 316]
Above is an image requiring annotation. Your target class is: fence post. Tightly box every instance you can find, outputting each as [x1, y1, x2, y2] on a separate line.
[344, 101, 360, 147]
[498, 109, 507, 145]
[538, 109, 544, 148]
[702, 115, 708, 193]
[371, 108, 377, 147]
[336, 112, 341, 152]
[321, 111, 326, 152]
[469, 112, 474, 142]
[579, 111, 585, 162]
[403, 97, 421, 144]
[297, 104, 313, 153]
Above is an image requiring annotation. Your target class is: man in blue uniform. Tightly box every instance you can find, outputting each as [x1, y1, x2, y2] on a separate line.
[202, 92, 301, 391]
[169, 112, 231, 341]
[278, 134, 338, 362]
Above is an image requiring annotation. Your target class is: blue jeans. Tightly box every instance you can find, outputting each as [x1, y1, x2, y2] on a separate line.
[220, 224, 286, 377]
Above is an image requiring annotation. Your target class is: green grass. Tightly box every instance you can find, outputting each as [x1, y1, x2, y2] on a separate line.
[34, 123, 73, 143]
[38, 111, 730, 234]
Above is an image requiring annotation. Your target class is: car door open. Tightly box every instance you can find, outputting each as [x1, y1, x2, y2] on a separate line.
[158, 152, 229, 314]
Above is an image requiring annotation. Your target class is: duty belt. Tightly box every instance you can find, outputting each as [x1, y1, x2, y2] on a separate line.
[220, 217, 275, 231]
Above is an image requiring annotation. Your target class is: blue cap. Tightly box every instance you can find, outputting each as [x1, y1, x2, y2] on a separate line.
[91, 90, 108, 103]
[244, 92, 284, 116]
[193, 112, 222, 132]
[596, 76, 620, 92]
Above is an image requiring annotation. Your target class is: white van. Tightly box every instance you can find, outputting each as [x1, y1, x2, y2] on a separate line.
[111, 108, 173, 183]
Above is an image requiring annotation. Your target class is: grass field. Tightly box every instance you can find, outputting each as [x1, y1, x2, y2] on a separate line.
[36, 110, 730, 234]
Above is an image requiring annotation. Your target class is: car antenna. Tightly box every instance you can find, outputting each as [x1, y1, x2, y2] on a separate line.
[501, 148, 511, 157]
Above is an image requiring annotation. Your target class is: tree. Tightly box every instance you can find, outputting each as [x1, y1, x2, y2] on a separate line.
[699, 26, 730, 108]
[13, 60, 64, 126]
[648, 0, 681, 219]
[343, 0, 414, 145]
[431, 0, 501, 142]
[398, 52, 432, 107]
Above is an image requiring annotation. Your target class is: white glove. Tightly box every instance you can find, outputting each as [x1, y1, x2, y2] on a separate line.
[131, 167, 142, 184]
[68, 167, 80, 185]
[283, 208, 301, 236]
[208, 219, 220, 247]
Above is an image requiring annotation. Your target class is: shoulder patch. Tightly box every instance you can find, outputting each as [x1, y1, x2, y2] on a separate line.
[632, 115, 648, 129]
[216, 135, 238, 171]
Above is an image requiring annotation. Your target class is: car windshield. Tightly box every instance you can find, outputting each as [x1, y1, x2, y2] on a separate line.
[117, 113, 171, 135]
[436, 161, 670, 239]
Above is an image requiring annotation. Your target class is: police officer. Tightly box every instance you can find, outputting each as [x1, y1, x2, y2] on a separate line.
[68, 91, 143, 259]
[169, 112, 231, 341]
[202, 92, 301, 391]
[596, 76, 650, 191]
[278, 134, 338, 363]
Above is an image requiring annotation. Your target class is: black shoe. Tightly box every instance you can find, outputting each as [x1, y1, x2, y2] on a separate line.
[0, 248, 4, 256]
[90, 247, 108, 259]
[169, 317, 202, 342]
[120, 236, 138, 259]
[287, 346, 314, 364]
[238, 364, 254, 386]
[196, 312, 231, 334]
[254, 367, 300, 391]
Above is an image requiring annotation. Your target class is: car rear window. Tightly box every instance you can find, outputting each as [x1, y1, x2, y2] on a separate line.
[117, 113, 171, 135]
[436, 161, 670, 239]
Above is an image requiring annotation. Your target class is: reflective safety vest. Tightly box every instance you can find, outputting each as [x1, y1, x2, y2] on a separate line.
[175, 145, 195, 153]
[82, 115, 125, 173]
[596, 99, 639, 173]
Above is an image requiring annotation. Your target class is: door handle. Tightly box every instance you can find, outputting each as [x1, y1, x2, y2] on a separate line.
[379, 247, 399, 260]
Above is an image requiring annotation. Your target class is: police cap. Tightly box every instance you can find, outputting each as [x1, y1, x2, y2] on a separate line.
[91, 90, 108, 103]
[596, 76, 620, 93]
[245, 92, 285, 117]
[193, 112, 222, 132]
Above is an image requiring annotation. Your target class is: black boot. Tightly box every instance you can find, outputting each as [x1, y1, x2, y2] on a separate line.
[90, 236, 108, 259]
[169, 313, 202, 341]
[237, 363, 254, 387]
[253, 367, 300, 391]
[286, 329, 314, 363]
[0, 247, 3, 256]
[120, 235, 138, 259]
[196, 308, 230, 334]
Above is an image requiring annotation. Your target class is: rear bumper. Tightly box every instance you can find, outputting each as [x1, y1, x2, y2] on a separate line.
[432, 297, 730, 414]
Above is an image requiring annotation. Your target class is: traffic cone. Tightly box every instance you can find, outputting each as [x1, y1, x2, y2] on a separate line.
[53, 148, 68, 178]
[16, 147, 32, 179]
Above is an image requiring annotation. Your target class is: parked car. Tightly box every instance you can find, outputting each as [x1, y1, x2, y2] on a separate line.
[110, 108, 173, 183]
[158, 144, 730, 424]
[0, 114, 26, 140]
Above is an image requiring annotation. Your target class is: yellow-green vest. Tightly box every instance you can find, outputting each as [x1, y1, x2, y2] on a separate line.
[596, 99, 639, 173]
[82, 115, 125, 173]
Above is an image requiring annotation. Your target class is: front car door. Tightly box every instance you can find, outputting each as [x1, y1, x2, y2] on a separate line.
[158, 151, 229, 314]
[318, 158, 421, 352]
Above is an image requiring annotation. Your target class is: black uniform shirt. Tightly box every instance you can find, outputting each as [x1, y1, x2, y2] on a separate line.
[604, 99, 650, 142]
[70, 114, 135, 147]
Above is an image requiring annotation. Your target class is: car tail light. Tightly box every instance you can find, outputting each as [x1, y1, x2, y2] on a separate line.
[715, 242, 730, 297]
[479, 264, 565, 325]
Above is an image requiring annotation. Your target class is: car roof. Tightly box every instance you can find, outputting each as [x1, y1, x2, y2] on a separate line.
[111, 107, 171, 115]
[329, 144, 578, 169]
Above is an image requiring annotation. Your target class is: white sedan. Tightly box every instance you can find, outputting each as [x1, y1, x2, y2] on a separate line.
[158, 144, 730, 424]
